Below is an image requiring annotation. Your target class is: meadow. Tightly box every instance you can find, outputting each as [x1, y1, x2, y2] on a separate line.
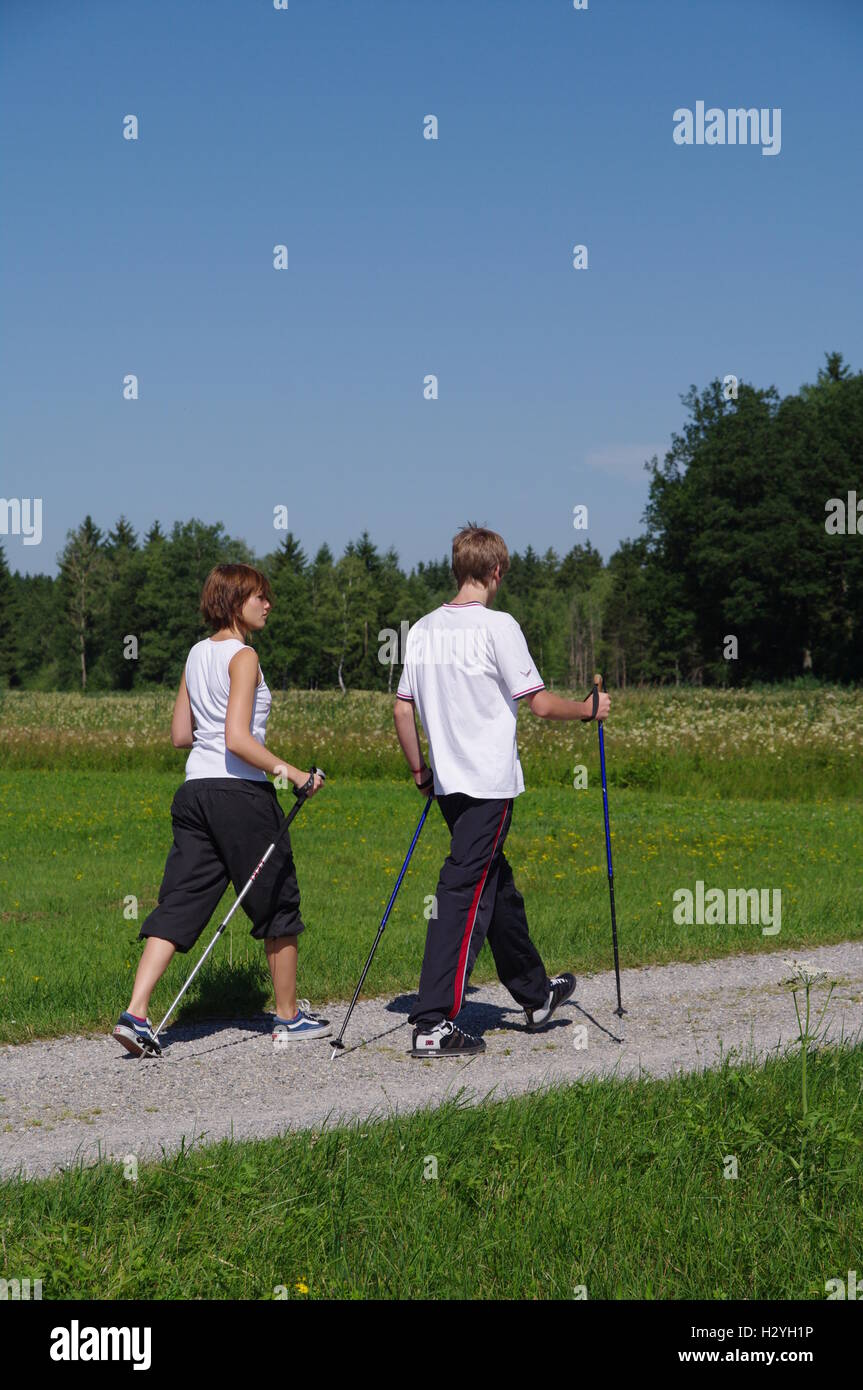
[1, 682, 860, 796]
[0, 686, 861, 1043]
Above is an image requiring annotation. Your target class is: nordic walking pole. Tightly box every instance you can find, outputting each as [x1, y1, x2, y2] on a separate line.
[147, 767, 325, 1053]
[331, 792, 434, 1059]
[594, 675, 625, 1018]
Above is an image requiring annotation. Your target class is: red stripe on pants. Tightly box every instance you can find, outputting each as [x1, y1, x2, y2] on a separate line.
[449, 800, 510, 1019]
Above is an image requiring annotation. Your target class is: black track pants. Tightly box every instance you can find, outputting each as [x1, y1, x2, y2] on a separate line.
[409, 793, 549, 1028]
[139, 778, 306, 953]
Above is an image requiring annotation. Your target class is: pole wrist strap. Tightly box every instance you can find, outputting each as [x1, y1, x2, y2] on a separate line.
[580, 685, 600, 722]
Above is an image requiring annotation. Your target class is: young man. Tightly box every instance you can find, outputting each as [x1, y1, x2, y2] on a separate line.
[394, 525, 611, 1057]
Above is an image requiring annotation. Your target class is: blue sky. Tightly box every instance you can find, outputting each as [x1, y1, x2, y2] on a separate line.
[2, 0, 861, 576]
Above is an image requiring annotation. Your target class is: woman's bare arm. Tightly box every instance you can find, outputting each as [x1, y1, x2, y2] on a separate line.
[171, 671, 195, 748]
[225, 647, 321, 792]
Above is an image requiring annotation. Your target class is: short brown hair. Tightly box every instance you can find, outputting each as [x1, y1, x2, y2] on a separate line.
[200, 563, 273, 632]
[451, 524, 510, 587]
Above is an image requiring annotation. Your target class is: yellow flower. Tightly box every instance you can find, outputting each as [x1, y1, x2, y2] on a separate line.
[295, 1280, 309, 1294]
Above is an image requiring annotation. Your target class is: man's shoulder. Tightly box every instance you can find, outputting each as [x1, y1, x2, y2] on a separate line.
[406, 610, 436, 640]
[486, 609, 523, 637]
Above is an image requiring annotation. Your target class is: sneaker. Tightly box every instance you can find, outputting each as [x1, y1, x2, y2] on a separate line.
[272, 999, 332, 1043]
[524, 972, 576, 1031]
[113, 1011, 162, 1057]
[410, 1019, 486, 1057]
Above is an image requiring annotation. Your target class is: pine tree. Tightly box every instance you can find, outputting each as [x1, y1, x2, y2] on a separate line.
[58, 516, 106, 690]
[256, 533, 318, 689]
[98, 517, 144, 689]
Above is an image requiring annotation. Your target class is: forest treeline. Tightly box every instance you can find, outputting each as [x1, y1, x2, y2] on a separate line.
[1, 354, 861, 692]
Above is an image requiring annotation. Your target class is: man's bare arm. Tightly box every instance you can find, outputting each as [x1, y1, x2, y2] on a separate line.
[525, 674, 611, 722]
[393, 699, 433, 790]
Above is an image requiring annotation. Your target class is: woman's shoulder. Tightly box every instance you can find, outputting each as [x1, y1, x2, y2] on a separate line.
[226, 644, 260, 680]
[187, 637, 250, 672]
[199, 636, 250, 656]
[185, 637, 210, 665]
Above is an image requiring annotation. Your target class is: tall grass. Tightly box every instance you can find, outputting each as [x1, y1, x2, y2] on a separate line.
[1, 686, 861, 797]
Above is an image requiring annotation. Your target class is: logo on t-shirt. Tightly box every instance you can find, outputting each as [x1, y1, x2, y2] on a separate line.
[410, 626, 493, 674]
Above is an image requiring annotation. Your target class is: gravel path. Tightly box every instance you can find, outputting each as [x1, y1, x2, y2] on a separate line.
[2, 941, 862, 1180]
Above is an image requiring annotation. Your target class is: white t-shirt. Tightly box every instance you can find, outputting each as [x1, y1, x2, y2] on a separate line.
[396, 602, 544, 798]
[184, 637, 271, 781]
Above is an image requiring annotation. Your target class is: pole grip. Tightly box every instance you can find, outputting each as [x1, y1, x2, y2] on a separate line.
[293, 765, 325, 798]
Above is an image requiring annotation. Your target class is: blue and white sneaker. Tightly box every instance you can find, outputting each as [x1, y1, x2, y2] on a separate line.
[272, 999, 332, 1043]
[113, 1011, 162, 1057]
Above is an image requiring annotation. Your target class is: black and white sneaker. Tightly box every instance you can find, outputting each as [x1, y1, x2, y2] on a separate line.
[524, 972, 576, 1031]
[410, 1019, 486, 1058]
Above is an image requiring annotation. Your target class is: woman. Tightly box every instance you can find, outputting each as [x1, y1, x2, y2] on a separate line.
[113, 562, 328, 1055]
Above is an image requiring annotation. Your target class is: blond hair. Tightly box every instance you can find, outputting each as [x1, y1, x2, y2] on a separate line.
[451, 524, 510, 586]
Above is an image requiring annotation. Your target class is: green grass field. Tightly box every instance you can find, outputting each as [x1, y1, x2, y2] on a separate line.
[1, 684, 861, 1042]
[2, 1046, 860, 1299]
[0, 771, 860, 1044]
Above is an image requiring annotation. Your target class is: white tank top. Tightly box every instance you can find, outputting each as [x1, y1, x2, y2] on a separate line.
[183, 637, 271, 780]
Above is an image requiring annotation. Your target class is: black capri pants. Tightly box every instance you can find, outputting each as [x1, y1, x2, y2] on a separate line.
[139, 778, 306, 953]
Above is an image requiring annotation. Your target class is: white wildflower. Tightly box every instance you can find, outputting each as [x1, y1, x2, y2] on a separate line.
[783, 957, 828, 987]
